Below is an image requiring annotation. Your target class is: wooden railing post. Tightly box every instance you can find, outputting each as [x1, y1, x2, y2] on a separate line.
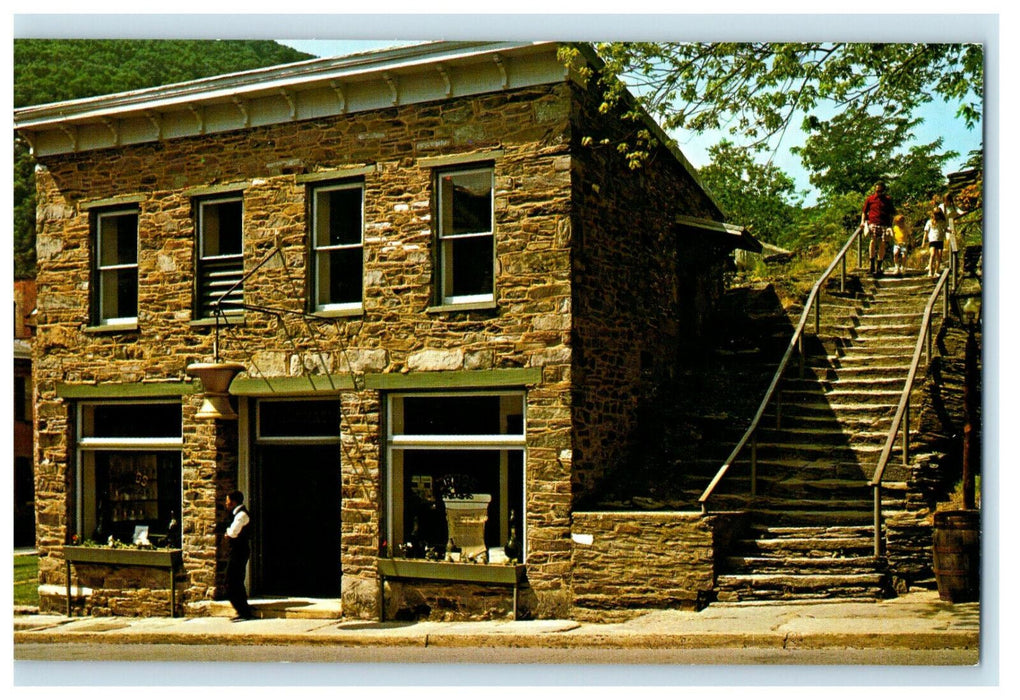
[902, 398, 910, 466]
[873, 485, 884, 557]
[798, 335, 805, 378]
[750, 434, 758, 497]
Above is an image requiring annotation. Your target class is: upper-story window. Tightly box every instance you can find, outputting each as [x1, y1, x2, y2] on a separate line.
[311, 182, 364, 312]
[196, 196, 243, 318]
[437, 167, 494, 305]
[94, 208, 138, 325]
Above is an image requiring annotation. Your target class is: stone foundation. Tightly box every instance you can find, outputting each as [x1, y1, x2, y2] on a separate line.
[569, 511, 743, 619]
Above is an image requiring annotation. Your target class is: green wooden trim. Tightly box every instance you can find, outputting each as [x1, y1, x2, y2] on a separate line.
[63, 546, 182, 568]
[295, 165, 374, 183]
[416, 149, 504, 169]
[365, 367, 542, 390]
[56, 382, 198, 399]
[378, 559, 526, 585]
[230, 374, 356, 396]
[79, 194, 145, 211]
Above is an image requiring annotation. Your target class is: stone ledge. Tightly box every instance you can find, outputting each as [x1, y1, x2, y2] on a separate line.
[83, 322, 139, 334]
[188, 315, 246, 328]
[426, 301, 498, 314]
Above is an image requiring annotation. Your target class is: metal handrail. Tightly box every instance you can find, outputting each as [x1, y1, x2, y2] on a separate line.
[699, 225, 864, 512]
[868, 266, 952, 556]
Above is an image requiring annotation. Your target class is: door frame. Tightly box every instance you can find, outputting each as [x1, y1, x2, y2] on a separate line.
[241, 396, 343, 597]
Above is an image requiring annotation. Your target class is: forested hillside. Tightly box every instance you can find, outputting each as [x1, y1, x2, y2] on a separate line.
[13, 40, 314, 279]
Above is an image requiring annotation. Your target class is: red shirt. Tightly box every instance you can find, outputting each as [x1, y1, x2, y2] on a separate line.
[862, 192, 895, 227]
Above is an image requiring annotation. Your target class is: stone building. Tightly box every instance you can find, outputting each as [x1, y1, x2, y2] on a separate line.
[15, 41, 758, 619]
[14, 279, 37, 547]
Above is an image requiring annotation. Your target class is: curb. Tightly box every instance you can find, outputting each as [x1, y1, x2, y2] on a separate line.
[13, 628, 980, 651]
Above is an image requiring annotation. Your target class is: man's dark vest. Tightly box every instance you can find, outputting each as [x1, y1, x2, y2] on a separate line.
[228, 505, 251, 555]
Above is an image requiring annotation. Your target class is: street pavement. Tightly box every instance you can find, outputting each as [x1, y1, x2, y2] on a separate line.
[14, 589, 979, 653]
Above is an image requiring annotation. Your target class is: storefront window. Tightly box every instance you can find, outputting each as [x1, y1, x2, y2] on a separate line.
[385, 392, 525, 562]
[77, 402, 183, 547]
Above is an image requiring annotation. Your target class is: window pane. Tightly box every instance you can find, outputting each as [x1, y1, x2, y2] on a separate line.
[201, 199, 243, 257]
[259, 400, 341, 438]
[317, 248, 363, 306]
[14, 376, 27, 422]
[94, 451, 181, 545]
[441, 171, 492, 236]
[100, 268, 138, 319]
[399, 448, 518, 556]
[86, 403, 182, 438]
[316, 187, 363, 247]
[446, 235, 494, 297]
[399, 395, 526, 435]
[99, 212, 138, 266]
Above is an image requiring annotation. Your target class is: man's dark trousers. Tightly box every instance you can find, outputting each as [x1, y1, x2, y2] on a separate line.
[226, 539, 253, 618]
[225, 506, 254, 619]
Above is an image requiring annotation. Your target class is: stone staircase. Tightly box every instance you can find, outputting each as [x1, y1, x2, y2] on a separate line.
[706, 271, 937, 603]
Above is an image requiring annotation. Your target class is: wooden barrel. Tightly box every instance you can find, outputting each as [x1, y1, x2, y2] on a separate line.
[932, 509, 980, 603]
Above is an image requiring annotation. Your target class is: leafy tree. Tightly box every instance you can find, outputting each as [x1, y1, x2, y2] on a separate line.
[698, 140, 801, 245]
[781, 192, 864, 251]
[13, 40, 314, 279]
[792, 109, 957, 205]
[13, 40, 313, 108]
[587, 42, 982, 153]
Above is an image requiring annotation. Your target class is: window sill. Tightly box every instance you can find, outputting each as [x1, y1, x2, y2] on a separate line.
[426, 300, 498, 314]
[84, 322, 139, 334]
[189, 315, 245, 328]
[377, 558, 526, 585]
[311, 306, 364, 319]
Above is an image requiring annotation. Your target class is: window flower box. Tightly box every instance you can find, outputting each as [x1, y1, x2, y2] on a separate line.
[63, 545, 182, 568]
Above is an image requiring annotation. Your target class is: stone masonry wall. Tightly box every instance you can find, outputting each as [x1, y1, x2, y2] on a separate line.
[567, 78, 728, 502]
[570, 511, 740, 619]
[32, 84, 576, 617]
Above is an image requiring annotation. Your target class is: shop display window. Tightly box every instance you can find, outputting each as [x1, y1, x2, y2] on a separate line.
[385, 392, 525, 562]
[77, 402, 183, 547]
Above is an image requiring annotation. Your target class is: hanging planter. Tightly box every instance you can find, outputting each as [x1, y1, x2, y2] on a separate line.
[186, 362, 245, 420]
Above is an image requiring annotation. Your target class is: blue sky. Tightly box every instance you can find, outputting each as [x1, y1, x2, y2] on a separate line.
[279, 39, 983, 205]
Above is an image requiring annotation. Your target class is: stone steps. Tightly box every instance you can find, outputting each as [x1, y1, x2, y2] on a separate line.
[714, 572, 891, 602]
[783, 376, 910, 392]
[798, 365, 913, 381]
[721, 555, 883, 574]
[702, 269, 931, 605]
[755, 425, 888, 445]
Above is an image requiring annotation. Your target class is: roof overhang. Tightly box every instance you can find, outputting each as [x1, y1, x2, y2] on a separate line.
[674, 215, 762, 253]
[14, 41, 572, 158]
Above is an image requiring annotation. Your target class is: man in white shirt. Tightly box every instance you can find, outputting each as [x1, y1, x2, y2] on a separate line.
[223, 490, 255, 621]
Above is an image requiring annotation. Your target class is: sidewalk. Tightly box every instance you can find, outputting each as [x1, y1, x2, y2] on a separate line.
[14, 590, 979, 652]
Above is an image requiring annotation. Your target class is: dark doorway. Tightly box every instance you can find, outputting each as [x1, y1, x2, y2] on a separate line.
[253, 400, 342, 597]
